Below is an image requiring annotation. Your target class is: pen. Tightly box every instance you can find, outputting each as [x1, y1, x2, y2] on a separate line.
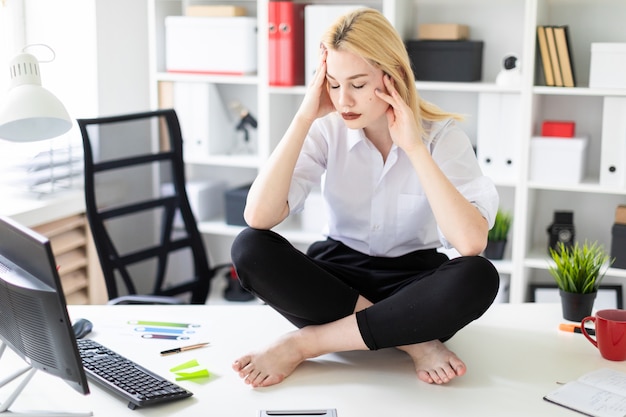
[160, 342, 210, 356]
[559, 323, 595, 336]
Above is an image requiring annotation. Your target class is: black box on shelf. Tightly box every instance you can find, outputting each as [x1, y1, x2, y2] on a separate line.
[611, 223, 626, 269]
[405, 40, 484, 82]
[224, 184, 252, 227]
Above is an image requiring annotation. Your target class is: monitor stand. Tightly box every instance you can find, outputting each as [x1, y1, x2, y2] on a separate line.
[0, 344, 92, 417]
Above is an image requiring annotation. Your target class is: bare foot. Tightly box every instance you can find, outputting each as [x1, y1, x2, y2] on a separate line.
[232, 331, 310, 388]
[397, 340, 466, 384]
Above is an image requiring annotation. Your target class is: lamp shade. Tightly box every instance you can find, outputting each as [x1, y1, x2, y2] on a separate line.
[0, 52, 71, 142]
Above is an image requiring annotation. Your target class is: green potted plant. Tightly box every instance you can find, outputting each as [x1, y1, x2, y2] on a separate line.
[484, 209, 513, 260]
[549, 240, 614, 321]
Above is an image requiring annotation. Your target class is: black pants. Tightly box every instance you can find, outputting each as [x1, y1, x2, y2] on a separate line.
[231, 228, 500, 350]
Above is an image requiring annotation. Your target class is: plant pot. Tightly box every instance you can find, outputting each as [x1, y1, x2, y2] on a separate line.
[559, 289, 597, 322]
[484, 240, 507, 260]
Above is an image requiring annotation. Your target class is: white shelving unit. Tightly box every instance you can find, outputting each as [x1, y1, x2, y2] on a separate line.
[148, 0, 626, 303]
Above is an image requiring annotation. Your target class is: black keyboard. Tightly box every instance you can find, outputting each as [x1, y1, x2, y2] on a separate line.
[76, 338, 193, 410]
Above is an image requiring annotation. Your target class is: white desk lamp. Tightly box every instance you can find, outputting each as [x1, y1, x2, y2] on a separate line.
[0, 49, 89, 416]
[0, 46, 78, 194]
[0, 48, 71, 142]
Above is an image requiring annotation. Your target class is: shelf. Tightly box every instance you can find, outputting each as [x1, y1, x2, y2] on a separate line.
[269, 81, 523, 96]
[155, 71, 259, 85]
[524, 247, 552, 270]
[197, 218, 325, 245]
[184, 154, 261, 168]
[533, 86, 626, 97]
[269, 85, 308, 95]
[149, 0, 626, 305]
[488, 259, 514, 275]
[525, 246, 626, 279]
[415, 81, 522, 94]
[32, 213, 103, 304]
[49, 229, 87, 254]
[527, 178, 626, 195]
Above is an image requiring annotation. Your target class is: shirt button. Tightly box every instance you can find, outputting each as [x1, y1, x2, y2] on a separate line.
[372, 225, 380, 231]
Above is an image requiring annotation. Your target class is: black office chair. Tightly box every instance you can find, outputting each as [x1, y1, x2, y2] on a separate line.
[77, 109, 230, 304]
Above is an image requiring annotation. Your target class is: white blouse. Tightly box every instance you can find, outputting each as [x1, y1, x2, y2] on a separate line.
[287, 112, 499, 257]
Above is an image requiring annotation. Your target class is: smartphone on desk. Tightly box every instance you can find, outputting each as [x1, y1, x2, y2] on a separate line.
[260, 410, 337, 417]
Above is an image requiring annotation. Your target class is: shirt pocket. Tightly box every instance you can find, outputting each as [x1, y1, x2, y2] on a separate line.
[396, 194, 438, 245]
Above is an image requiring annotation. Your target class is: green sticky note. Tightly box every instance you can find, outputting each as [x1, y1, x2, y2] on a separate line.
[174, 369, 210, 381]
[170, 359, 199, 372]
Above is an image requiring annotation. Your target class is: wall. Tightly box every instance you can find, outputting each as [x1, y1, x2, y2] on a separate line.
[23, 0, 150, 119]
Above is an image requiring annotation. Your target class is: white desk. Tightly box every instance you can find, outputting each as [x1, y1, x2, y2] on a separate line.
[5, 303, 626, 416]
[0, 187, 85, 227]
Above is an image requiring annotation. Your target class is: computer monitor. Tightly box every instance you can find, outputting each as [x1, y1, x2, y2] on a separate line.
[0, 215, 89, 397]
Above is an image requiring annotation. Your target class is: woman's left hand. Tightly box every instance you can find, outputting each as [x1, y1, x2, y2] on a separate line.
[375, 74, 422, 152]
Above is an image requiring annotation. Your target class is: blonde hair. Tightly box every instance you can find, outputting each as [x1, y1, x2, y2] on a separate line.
[320, 8, 462, 137]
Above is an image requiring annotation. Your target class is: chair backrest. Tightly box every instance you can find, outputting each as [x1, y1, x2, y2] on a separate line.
[77, 109, 214, 304]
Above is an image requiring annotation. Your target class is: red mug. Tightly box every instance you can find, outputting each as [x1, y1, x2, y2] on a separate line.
[581, 309, 626, 361]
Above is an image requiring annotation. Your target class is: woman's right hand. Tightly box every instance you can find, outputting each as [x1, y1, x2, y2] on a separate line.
[244, 48, 332, 230]
[296, 47, 334, 123]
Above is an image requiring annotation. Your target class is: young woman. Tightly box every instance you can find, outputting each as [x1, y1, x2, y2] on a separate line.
[230, 8, 500, 388]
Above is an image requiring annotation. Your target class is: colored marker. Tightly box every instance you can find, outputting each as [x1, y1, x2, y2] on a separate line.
[142, 334, 190, 340]
[134, 326, 195, 335]
[128, 320, 200, 329]
[559, 323, 595, 336]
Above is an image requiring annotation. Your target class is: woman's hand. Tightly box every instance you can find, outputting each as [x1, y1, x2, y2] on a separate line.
[375, 74, 423, 153]
[296, 47, 335, 124]
[376, 75, 489, 255]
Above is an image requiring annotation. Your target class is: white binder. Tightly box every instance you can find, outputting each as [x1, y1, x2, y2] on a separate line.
[304, 5, 366, 86]
[600, 96, 626, 187]
[173, 82, 231, 158]
[476, 92, 522, 182]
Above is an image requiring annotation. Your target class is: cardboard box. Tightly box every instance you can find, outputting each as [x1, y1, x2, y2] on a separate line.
[418, 24, 469, 40]
[185, 5, 247, 17]
[589, 43, 626, 89]
[225, 184, 252, 226]
[615, 205, 626, 225]
[165, 16, 257, 75]
[529, 137, 587, 184]
[406, 40, 483, 82]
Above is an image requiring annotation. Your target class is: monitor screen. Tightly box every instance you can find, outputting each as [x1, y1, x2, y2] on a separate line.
[0, 215, 89, 395]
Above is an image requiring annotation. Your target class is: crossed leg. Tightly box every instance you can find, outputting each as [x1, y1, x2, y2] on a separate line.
[232, 296, 467, 387]
[231, 229, 498, 388]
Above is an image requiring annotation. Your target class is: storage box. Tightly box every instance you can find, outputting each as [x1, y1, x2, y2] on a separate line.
[611, 223, 626, 269]
[185, 5, 247, 17]
[406, 40, 483, 82]
[165, 16, 257, 75]
[418, 24, 469, 41]
[589, 43, 626, 89]
[541, 120, 575, 137]
[529, 137, 587, 184]
[224, 184, 252, 226]
[161, 180, 227, 228]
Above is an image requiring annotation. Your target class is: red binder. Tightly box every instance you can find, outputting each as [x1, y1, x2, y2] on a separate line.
[269, 1, 306, 86]
[268, 1, 280, 85]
